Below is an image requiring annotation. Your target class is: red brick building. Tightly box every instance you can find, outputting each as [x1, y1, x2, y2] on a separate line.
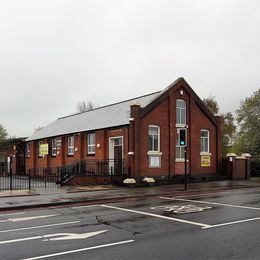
[0, 138, 26, 175]
[26, 78, 222, 182]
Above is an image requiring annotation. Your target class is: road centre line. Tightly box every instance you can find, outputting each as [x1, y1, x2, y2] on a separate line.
[0, 235, 45, 245]
[202, 217, 260, 229]
[160, 197, 260, 211]
[0, 221, 80, 233]
[101, 204, 211, 228]
[0, 212, 24, 217]
[0, 214, 59, 223]
[22, 240, 135, 260]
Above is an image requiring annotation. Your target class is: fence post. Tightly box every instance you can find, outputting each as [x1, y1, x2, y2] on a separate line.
[29, 169, 31, 190]
[97, 161, 100, 174]
[110, 166, 113, 184]
[60, 168, 63, 187]
[44, 168, 47, 189]
[10, 163, 13, 191]
[56, 167, 60, 184]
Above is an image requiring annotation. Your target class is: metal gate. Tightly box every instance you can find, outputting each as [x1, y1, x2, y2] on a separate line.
[251, 157, 260, 177]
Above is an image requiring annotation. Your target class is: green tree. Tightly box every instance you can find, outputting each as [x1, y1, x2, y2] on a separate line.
[0, 124, 8, 141]
[203, 96, 236, 155]
[234, 89, 260, 156]
[203, 95, 219, 114]
[222, 112, 236, 155]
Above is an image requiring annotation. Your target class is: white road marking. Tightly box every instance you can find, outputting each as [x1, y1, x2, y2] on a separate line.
[42, 230, 107, 241]
[202, 217, 260, 229]
[160, 197, 260, 211]
[0, 230, 107, 245]
[0, 235, 43, 245]
[101, 204, 211, 228]
[71, 204, 99, 209]
[0, 221, 80, 233]
[0, 212, 24, 217]
[151, 204, 212, 214]
[0, 214, 59, 223]
[22, 240, 135, 260]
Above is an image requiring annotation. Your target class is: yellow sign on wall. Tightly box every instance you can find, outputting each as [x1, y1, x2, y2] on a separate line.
[201, 155, 210, 167]
[40, 144, 49, 156]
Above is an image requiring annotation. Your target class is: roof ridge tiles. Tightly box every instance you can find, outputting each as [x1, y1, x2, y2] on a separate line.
[58, 90, 161, 120]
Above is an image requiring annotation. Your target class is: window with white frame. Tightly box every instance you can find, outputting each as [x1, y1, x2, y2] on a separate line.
[68, 136, 75, 155]
[52, 139, 57, 156]
[201, 129, 210, 153]
[87, 133, 96, 154]
[176, 129, 186, 160]
[148, 125, 160, 152]
[38, 141, 43, 157]
[176, 99, 186, 125]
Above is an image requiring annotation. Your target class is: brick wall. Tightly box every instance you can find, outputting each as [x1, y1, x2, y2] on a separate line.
[25, 79, 222, 181]
[129, 80, 220, 178]
[26, 126, 129, 170]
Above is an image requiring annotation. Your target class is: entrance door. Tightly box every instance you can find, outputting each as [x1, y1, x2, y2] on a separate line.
[114, 145, 123, 174]
[109, 137, 123, 174]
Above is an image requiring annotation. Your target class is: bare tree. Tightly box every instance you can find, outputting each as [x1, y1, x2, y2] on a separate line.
[76, 101, 97, 112]
[34, 126, 43, 133]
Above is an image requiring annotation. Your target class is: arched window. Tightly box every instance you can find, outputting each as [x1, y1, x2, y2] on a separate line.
[148, 125, 160, 152]
[176, 99, 186, 125]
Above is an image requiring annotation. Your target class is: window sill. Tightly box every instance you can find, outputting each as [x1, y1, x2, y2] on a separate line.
[147, 151, 162, 156]
[200, 152, 211, 156]
[176, 124, 186, 128]
[175, 159, 189, 162]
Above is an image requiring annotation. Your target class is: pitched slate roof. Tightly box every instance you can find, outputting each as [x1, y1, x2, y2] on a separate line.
[26, 77, 216, 142]
[26, 91, 160, 141]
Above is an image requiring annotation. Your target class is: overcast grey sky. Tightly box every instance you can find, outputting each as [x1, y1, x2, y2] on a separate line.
[1, 0, 259, 137]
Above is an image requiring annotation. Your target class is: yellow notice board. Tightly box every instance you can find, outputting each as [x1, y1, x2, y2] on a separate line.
[40, 144, 49, 156]
[201, 155, 210, 167]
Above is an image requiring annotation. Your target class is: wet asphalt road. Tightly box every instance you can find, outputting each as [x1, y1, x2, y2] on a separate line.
[0, 187, 260, 260]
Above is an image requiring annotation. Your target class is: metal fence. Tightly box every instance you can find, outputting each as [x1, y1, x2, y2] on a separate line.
[59, 159, 128, 186]
[0, 159, 128, 191]
[0, 165, 59, 191]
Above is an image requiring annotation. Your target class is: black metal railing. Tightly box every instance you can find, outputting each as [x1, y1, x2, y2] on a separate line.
[0, 162, 8, 175]
[59, 159, 127, 186]
[0, 167, 59, 191]
[0, 159, 127, 191]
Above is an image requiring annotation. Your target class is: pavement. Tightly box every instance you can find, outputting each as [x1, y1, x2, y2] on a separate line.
[0, 178, 260, 212]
